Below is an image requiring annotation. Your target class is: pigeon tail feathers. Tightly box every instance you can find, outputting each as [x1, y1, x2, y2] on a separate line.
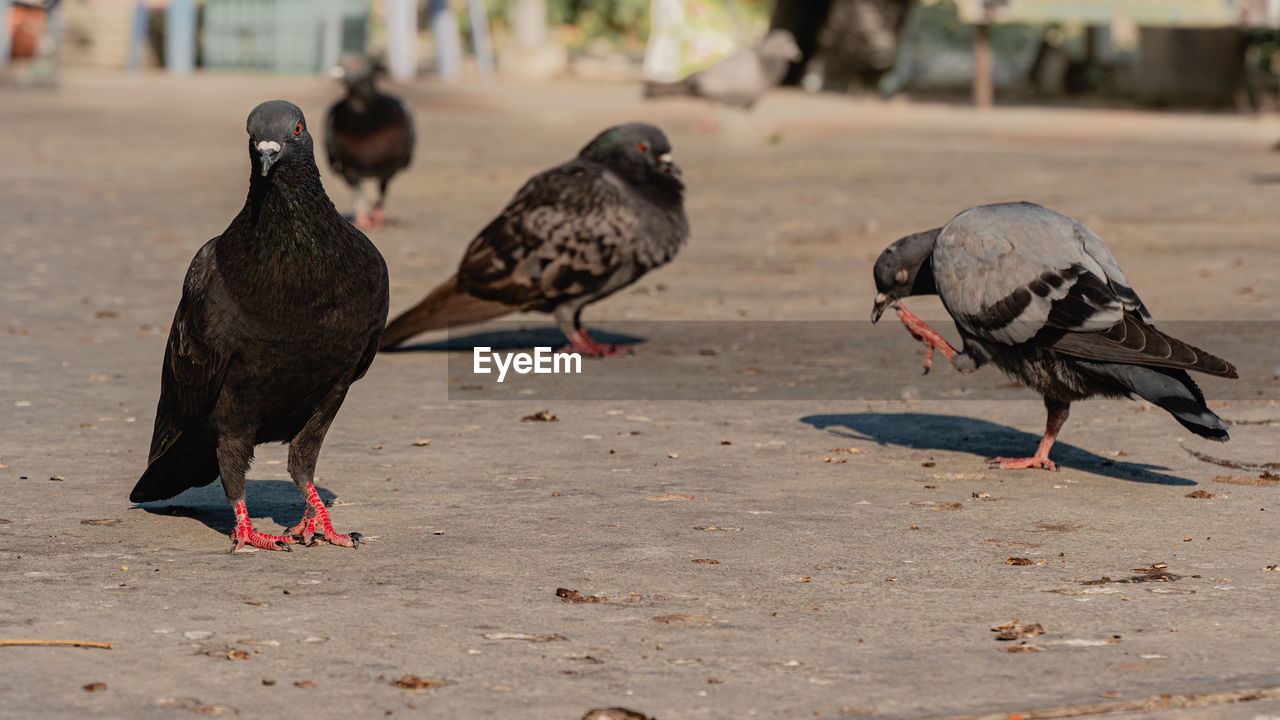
[1085, 362, 1229, 441]
[380, 275, 513, 350]
[131, 433, 220, 503]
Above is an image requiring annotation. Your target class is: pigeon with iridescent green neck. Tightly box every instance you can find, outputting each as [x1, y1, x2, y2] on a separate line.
[131, 100, 389, 552]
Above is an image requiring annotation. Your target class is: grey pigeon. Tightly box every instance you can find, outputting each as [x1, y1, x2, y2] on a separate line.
[379, 122, 687, 356]
[326, 54, 414, 230]
[871, 201, 1236, 471]
[131, 100, 390, 551]
[643, 29, 801, 110]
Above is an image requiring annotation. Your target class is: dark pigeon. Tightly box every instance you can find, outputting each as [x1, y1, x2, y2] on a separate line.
[379, 122, 687, 356]
[871, 201, 1236, 471]
[326, 54, 414, 230]
[643, 29, 801, 110]
[131, 100, 390, 551]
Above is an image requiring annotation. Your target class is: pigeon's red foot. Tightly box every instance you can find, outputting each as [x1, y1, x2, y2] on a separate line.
[289, 482, 361, 549]
[561, 328, 629, 357]
[353, 210, 377, 231]
[230, 500, 293, 552]
[894, 302, 956, 374]
[991, 455, 1058, 472]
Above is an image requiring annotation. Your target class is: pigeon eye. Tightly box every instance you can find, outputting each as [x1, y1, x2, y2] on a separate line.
[637, 142, 648, 153]
[294, 122, 303, 136]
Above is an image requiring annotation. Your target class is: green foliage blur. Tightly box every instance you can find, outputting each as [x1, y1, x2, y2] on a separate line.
[487, 0, 651, 47]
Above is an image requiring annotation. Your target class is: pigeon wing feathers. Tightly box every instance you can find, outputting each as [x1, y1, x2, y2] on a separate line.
[933, 203, 1132, 346]
[147, 241, 229, 461]
[457, 163, 641, 308]
[934, 203, 1235, 378]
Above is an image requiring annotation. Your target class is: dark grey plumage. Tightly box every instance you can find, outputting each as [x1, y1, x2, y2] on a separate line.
[643, 30, 801, 109]
[872, 202, 1236, 469]
[380, 122, 687, 356]
[325, 54, 414, 230]
[131, 100, 390, 550]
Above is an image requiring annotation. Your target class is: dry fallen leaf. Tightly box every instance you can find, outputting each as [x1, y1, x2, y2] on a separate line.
[393, 675, 451, 690]
[226, 650, 250, 661]
[994, 623, 1044, 641]
[647, 493, 693, 502]
[795, 577, 812, 583]
[80, 519, 121, 526]
[719, 439, 732, 445]
[1005, 645, 1042, 654]
[821, 456, 847, 464]
[691, 558, 720, 565]
[411, 439, 431, 447]
[522, 410, 558, 422]
[294, 680, 315, 689]
[991, 619, 1019, 632]
[556, 588, 609, 603]
[1184, 535, 1193, 542]
[1004, 557, 1034, 566]
[82, 682, 106, 692]
[667, 452, 679, 459]
[1098, 691, 1121, 698]
[828, 448, 866, 455]
[931, 503, 964, 511]
[1185, 490, 1215, 499]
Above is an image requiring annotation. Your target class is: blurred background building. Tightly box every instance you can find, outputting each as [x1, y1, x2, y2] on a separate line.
[6, 0, 1280, 110]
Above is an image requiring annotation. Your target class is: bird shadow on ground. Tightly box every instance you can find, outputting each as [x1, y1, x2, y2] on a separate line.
[387, 326, 644, 352]
[800, 412, 1196, 486]
[130, 480, 337, 536]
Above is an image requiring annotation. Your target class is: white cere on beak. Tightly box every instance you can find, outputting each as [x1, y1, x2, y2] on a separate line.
[658, 153, 673, 163]
[256, 140, 282, 153]
[875, 292, 889, 305]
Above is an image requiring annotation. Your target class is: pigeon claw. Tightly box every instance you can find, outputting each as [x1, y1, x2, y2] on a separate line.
[989, 456, 1058, 472]
[563, 328, 630, 357]
[893, 302, 957, 372]
[229, 528, 295, 552]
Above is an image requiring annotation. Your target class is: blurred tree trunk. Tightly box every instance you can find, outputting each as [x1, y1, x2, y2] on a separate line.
[770, 0, 913, 91]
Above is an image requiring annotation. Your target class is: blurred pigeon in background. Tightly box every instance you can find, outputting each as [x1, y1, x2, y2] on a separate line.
[131, 100, 389, 551]
[326, 54, 415, 230]
[379, 123, 687, 356]
[643, 29, 801, 110]
[871, 202, 1236, 471]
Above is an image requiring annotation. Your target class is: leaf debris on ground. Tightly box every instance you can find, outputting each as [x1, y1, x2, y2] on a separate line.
[522, 410, 558, 422]
[483, 632, 567, 642]
[392, 675, 451, 690]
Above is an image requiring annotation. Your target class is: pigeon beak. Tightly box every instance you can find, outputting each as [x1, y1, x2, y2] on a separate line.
[871, 292, 893, 323]
[658, 153, 681, 178]
[256, 140, 281, 177]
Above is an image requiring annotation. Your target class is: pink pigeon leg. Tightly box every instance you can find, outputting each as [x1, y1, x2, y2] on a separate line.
[290, 482, 361, 548]
[230, 500, 293, 552]
[992, 403, 1070, 471]
[893, 301, 956, 374]
[560, 328, 628, 357]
